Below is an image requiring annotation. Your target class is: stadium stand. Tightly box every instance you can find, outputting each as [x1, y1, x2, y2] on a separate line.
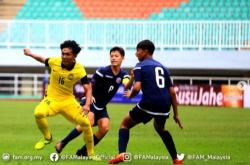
[12, 0, 250, 20]
[6, 0, 248, 50]
[150, 0, 250, 20]
[74, 0, 188, 19]
[13, 0, 189, 20]
[16, 0, 83, 20]
[0, 0, 25, 42]
[0, 0, 249, 90]
[0, 0, 249, 103]
[0, 0, 25, 19]
[0, 0, 248, 50]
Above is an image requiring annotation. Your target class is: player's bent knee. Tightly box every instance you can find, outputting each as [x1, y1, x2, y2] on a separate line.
[34, 109, 46, 119]
[76, 125, 83, 132]
[78, 121, 90, 128]
[75, 115, 90, 127]
[99, 125, 109, 135]
[78, 118, 91, 129]
[120, 123, 129, 129]
[120, 119, 131, 129]
[120, 116, 133, 129]
[89, 119, 95, 126]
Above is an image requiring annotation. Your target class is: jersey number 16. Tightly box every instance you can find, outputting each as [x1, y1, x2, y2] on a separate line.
[58, 77, 65, 85]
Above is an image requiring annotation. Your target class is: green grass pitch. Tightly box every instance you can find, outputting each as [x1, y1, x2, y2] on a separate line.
[0, 100, 249, 165]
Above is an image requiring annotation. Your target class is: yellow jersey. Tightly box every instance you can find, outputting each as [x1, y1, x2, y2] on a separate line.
[45, 57, 86, 100]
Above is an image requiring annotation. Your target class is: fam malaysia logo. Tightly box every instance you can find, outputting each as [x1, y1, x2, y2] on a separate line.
[68, 74, 74, 80]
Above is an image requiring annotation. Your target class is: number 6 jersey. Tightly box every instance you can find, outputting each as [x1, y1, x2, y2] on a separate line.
[133, 58, 173, 114]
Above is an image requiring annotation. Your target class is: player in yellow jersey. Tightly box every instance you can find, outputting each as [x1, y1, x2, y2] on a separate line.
[23, 40, 98, 160]
[55, 47, 131, 156]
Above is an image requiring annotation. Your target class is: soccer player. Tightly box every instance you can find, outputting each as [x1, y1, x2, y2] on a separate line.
[109, 40, 184, 164]
[23, 40, 97, 159]
[55, 46, 130, 156]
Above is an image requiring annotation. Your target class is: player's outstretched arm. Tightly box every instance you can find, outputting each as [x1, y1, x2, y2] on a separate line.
[23, 48, 46, 64]
[169, 87, 183, 129]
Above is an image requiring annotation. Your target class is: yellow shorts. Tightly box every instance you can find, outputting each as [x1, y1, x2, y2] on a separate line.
[34, 97, 88, 125]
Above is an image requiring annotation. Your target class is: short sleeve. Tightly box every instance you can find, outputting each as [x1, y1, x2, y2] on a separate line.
[91, 67, 105, 85]
[133, 66, 141, 82]
[164, 68, 173, 88]
[80, 76, 89, 85]
[45, 58, 49, 67]
[47, 57, 57, 67]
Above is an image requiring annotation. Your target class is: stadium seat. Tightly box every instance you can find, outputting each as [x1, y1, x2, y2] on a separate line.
[16, 0, 83, 20]
[74, 0, 188, 19]
[150, 0, 250, 20]
[15, 0, 250, 21]
[2, 0, 248, 51]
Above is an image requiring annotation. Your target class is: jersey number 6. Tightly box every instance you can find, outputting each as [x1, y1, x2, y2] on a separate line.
[155, 67, 165, 88]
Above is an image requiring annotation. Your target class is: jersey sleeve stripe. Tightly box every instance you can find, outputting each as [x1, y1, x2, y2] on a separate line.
[96, 70, 104, 77]
[133, 67, 141, 70]
[105, 75, 113, 79]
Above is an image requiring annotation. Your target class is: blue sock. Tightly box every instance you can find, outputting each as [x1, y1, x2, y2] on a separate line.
[159, 130, 177, 160]
[61, 128, 82, 146]
[118, 128, 129, 153]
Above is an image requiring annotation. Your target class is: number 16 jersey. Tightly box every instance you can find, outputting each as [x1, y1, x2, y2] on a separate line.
[45, 57, 87, 101]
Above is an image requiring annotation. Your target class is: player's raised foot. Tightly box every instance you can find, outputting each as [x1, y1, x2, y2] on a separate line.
[173, 153, 184, 165]
[55, 142, 65, 153]
[108, 153, 126, 164]
[88, 155, 102, 161]
[34, 135, 52, 150]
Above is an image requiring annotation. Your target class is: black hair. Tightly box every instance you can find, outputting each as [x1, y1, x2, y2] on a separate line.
[60, 40, 81, 56]
[110, 46, 125, 57]
[136, 39, 155, 55]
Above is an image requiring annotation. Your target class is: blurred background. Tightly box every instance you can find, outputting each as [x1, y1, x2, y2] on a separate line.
[0, 0, 249, 108]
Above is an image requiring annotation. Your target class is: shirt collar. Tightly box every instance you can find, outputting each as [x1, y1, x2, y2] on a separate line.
[61, 62, 76, 71]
